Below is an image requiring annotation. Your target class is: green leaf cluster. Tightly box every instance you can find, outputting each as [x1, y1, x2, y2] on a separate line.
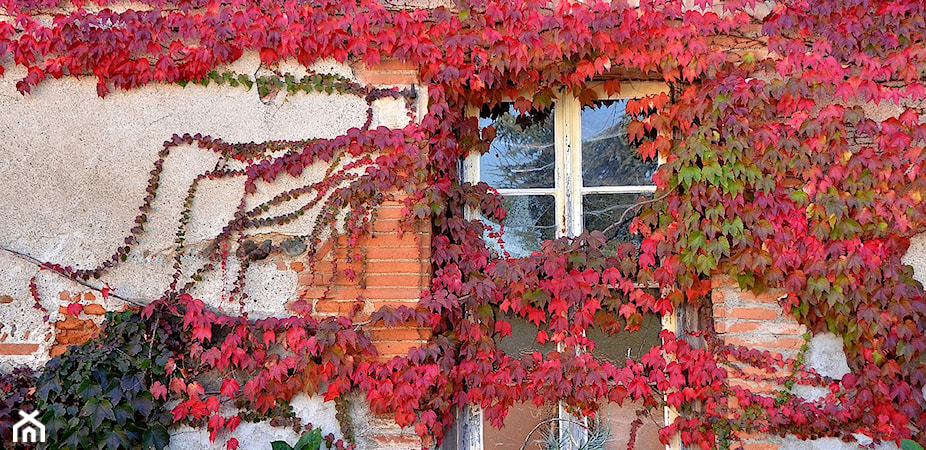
[34, 308, 182, 449]
[271, 428, 324, 450]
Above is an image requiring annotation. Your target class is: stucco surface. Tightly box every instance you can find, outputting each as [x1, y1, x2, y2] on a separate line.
[0, 53, 417, 357]
[0, 54, 418, 448]
[167, 394, 342, 450]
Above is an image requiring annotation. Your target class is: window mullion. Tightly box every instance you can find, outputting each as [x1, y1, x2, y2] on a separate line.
[554, 98, 568, 238]
[558, 95, 590, 450]
[581, 185, 657, 195]
[560, 95, 583, 238]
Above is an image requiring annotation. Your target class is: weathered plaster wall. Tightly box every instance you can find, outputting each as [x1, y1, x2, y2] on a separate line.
[713, 230, 926, 450]
[0, 53, 427, 448]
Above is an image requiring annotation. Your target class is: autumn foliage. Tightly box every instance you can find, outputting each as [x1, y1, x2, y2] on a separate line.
[2, 0, 926, 448]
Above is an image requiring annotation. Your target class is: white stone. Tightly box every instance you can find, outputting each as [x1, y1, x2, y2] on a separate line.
[167, 394, 341, 450]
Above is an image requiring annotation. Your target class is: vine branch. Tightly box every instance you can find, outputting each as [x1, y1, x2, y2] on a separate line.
[0, 245, 148, 308]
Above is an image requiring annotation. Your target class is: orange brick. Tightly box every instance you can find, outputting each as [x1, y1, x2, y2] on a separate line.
[366, 246, 427, 260]
[83, 292, 96, 301]
[365, 232, 425, 247]
[763, 323, 806, 335]
[371, 219, 429, 234]
[343, 287, 423, 301]
[372, 59, 416, 71]
[739, 290, 783, 304]
[368, 327, 431, 341]
[56, 316, 85, 330]
[49, 345, 67, 357]
[728, 379, 778, 394]
[722, 321, 761, 333]
[300, 287, 331, 299]
[726, 307, 779, 320]
[314, 300, 348, 314]
[374, 340, 421, 357]
[363, 274, 428, 288]
[375, 206, 405, 220]
[290, 261, 305, 272]
[66, 332, 94, 345]
[712, 276, 736, 288]
[83, 304, 106, 315]
[741, 442, 779, 450]
[370, 433, 423, 447]
[0, 343, 39, 355]
[366, 260, 430, 274]
[59, 291, 72, 300]
[723, 336, 805, 351]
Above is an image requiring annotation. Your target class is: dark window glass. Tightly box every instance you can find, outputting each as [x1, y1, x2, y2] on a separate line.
[582, 193, 651, 242]
[587, 313, 662, 365]
[596, 402, 664, 450]
[479, 106, 555, 189]
[486, 195, 555, 258]
[483, 403, 558, 449]
[581, 100, 656, 187]
[495, 314, 557, 358]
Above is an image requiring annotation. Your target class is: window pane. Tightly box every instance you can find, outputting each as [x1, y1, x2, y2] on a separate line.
[480, 106, 555, 189]
[582, 193, 650, 242]
[597, 402, 664, 450]
[486, 195, 555, 258]
[581, 100, 657, 187]
[496, 313, 556, 358]
[587, 312, 662, 365]
[483, 403, 558, 449]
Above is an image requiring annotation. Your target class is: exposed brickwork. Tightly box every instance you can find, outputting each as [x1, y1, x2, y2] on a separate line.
[351, 59, 418, 86]
[49, 290, 107, 357]
[288, 196, 430, 447]
[292, 201, 431, 348]
[363, 413, 430, 450]
[712, 276, 808, 450]
[0, 343, 40, 355]
[20, 62, 430, 449]
[712, 276, 807, 357]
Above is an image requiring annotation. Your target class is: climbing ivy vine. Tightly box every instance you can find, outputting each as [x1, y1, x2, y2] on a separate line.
[1, 0, 925, 448]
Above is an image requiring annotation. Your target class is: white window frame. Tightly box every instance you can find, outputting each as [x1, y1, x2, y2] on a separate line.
[464, 82, 664, 243]
[456, 81, 680, 450]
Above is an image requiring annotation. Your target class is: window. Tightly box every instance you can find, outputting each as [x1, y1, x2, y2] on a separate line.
[466, 83, 664, 257]
[450, 83, 670, 450]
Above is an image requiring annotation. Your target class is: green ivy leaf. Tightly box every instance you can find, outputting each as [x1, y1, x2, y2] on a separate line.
[271, 441, 295, 450]
[142, 425, 171, 450]
[295, 429, 323, 450]
[678, 166, 701, 187]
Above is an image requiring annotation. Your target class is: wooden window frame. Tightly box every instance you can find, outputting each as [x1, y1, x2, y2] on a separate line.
[452, 81, 680, 450]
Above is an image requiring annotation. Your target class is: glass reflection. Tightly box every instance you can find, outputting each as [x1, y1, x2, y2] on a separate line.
[479, 106, 555, 189]
[581, 100, 657, 187]
[486, 195, 555, 258]
[582, 193, 650, 242]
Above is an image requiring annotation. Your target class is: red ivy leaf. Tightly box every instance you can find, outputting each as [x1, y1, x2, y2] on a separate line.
[66, 302, 83, 316]
[150, 381, 168, 400]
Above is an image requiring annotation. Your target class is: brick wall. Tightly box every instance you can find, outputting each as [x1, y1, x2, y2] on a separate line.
[293, 198, 433, 359]
[711, 275, 810, 450]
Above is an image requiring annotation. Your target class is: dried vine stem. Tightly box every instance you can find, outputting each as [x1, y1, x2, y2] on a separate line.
[0, 245, 148, 307]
